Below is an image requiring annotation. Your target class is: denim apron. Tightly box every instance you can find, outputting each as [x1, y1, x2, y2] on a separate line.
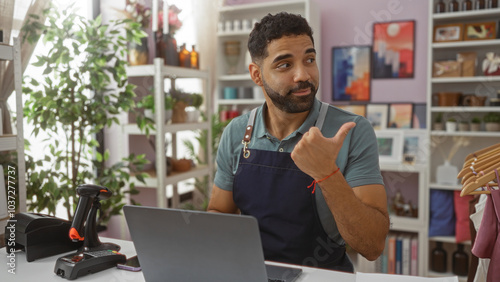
[233, 102, 354, 272]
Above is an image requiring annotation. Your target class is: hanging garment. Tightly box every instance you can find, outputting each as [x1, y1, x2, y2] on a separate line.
[470, 194, 489, 282]
[471, 183, 499, 282]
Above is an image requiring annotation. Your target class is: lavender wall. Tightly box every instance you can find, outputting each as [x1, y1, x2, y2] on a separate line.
[227, 0, 429, 103]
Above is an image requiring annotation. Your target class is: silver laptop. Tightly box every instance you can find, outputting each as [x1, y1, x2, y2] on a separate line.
[123, 205, 302, 282]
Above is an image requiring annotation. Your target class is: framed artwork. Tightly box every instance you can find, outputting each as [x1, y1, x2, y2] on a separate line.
[366, 104, 389, 130]
[402, 129, 429, 165]
[464, 22, 497, 41]
[372, 20, 415, 79]
[433, 23, 464, 42]
[412, 103, 427, 129]
[388, 103, 413, 129]
[375, 130, 403, 164]
[336, 104, 367, 117]
[331, 46, 371, 101]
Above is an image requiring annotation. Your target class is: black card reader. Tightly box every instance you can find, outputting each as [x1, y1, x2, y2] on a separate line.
[54, 249, 126, 280]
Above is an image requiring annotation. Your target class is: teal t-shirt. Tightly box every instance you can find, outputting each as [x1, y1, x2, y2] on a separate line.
[214, 99, 384, 191]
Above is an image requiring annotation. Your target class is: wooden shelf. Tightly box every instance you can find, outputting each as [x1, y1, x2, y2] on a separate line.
[218, 74, 252, 81]
[432, 39, 500, 49]
[429, 183, 462, 191]
[218, 99, 265, 105]
[126, 64, 209, 79]
[429, 236, 471, 245]
[432, 7, 500, 21]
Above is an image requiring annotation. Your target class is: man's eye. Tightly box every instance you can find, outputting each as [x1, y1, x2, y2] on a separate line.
[277, 62, 290, 69]
[306, 58, 315, 64]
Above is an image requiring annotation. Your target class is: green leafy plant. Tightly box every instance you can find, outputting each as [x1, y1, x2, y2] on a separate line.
[471, 117, 481, 124]
[190, 93, 203, 109]
[435, 113, 443, 123]
[447, 118, 457, 122]
[483, 112, 500, 123]
[22, 5, 148, 225]
[182, 112, 230, 210]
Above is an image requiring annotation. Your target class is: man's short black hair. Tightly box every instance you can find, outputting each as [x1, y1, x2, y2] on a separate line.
[247, 12, 314, 63]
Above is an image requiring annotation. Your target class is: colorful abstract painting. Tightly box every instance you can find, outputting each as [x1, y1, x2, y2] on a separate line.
[372, 20, 415, 79]
[332, 46, 371, 101]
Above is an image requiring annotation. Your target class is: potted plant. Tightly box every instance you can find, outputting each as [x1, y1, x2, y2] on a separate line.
[470, 117, 481, 131]
[433, 113, 444, 131]
[22, 6, 148, 226]
[483, 112, 500, 131]
[445, 117, 457, 132]
[186, 93, 204, 123]
[137, 93, 174, 123]
[458, 119, 469, 131]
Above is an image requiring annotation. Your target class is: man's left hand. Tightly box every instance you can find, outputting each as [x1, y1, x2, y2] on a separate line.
[291, 122, 356, 180]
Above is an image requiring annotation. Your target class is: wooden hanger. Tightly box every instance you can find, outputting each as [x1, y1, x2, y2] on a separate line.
[463, 143, 500, 166]
[461, 158, 500, 185]
[461, 167, 500, 196]
[458, 152, 500, 178]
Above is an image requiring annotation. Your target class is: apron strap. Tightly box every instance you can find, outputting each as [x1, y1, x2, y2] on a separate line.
[242, 108, 258, 159]
[314, 102, 329, 130]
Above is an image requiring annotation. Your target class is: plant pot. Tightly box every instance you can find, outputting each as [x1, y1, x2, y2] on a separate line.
[470, 123, 481, 132]
[165, 109, 173, 123]
[485, 122, 500, 131]
[172, 101, 187, 123]
[445, 121, 457, 132]
[144, 109, 154, 120]
[433, 123, 444, 131]
[458, 123, 469, 131]
[172, 158, 192, 172]
[186, 109, 200, 123]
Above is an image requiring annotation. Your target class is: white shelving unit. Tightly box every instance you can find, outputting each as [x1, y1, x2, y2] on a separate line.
[0, 38, 27, 233]
[125, 59, 212, 208]
[215, 0, 321, 115]
[427, 2, 500, 281]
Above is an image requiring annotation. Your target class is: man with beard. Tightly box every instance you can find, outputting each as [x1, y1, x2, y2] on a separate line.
[208, 12, 388, 272]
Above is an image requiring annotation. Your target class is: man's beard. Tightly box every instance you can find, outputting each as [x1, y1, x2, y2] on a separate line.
[262, 78, 317, 113]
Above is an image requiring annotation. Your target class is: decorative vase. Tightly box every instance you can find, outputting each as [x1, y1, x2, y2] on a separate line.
[433, 122, 444, 131]
[224, 41, 241, 74]
[458, 123, 469, 131]
[128, 36, 149, 66]
[156, 31, 179, 66]
[470, 123, 481, 131]
[437, 161, 459, 185]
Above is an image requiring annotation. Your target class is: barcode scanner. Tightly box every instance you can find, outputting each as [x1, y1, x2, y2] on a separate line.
[55, 184, 126, 279]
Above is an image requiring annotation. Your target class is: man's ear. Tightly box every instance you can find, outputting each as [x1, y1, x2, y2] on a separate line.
[249, 62, 263, 86]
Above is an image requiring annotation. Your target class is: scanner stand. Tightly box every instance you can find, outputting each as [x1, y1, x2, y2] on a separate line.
[55, 192, 123, 280]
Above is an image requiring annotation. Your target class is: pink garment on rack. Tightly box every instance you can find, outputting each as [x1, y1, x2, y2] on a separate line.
[472, 188, 500, 282]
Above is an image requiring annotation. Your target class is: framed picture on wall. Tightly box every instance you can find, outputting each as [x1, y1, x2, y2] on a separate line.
[331, 46, 371, 101]
[372, 20, 415, 79]
[366, 104, 389, 130]
[336, 104, 367, 117]
[388, 103, 413, 129]
[403, 129, 428, 165]
[375, 130, 403, 164]
[412, 103, 427, 129]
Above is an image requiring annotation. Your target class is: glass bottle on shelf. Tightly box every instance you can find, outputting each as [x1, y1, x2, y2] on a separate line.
[435, 0, 446, 13]
[462, 0, 473, 10]
[431, 242, 447, 273]
[475, 0, 486, 9]
[449, 0, 460, 11]
[190, 45, 199, 69]
[486, 0, 498, 8]
[179, 44, 191, 68]
[452, 243, 469, 276]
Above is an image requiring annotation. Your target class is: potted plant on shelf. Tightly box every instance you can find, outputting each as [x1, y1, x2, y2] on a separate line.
[458, 119, 469, 131]
[483, 112, 500, 131]
[433, 113, 444, 131]
[470, 117, 481, 131]
[445, 117, 457, 132]
[22, 5, 148, 226]
[186, 93, 203, 123]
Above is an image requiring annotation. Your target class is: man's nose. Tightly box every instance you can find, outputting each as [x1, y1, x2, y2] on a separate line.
[293, 64, 311, 83]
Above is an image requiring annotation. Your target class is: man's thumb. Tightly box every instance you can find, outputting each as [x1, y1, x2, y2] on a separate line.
[332, 122, 356, 142]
